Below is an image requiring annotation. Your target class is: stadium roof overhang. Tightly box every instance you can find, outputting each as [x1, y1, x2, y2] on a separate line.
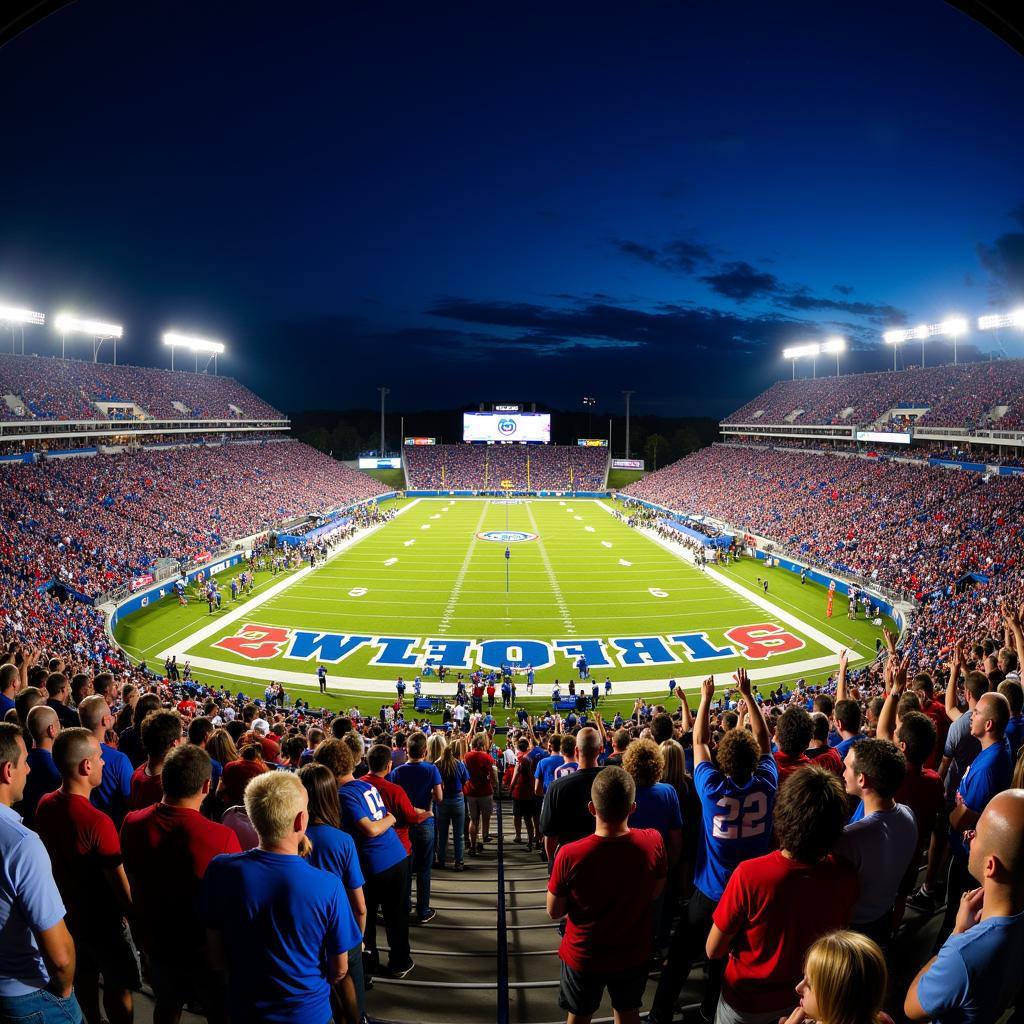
[3, 2, 1024, 56]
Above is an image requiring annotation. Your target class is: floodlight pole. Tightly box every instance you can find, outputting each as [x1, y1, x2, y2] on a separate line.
[378, 386, 390, 454]
[791, 358, 796, 380]
[622, 390, 634, 459]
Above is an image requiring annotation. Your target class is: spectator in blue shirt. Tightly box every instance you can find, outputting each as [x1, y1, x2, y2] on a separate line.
[298, 763, 368, 1024]
[905, 788, 1024, 1024]
[621, 739, 683, 867]
[935, 691, 1014, 951]
[535, 734, 566, 796]
[79, 697, 132, 826]
[202, 770, 361, 1024]
[390, 733, 443, 923]
[0, 722, 82, 1024]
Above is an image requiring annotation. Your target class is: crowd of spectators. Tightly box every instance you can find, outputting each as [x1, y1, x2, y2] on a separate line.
[723, 358, 1024, 432]
[1, 613, 1022, 1024]
[404, 444, 607, 491]
[0, 353, 284, 422]
[0, 440, 389, 596]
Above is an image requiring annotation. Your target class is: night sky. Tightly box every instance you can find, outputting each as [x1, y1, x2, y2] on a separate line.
[2, 1, 1024, 419]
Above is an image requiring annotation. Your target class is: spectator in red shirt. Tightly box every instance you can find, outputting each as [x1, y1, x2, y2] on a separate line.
[805, 712, 845, 778]
[35, 728, 139, 1024]
[915, 673, 950, 771]
[217, 743, 269, 808]
[129, 710, 183, 811]
[706, 766, 858, 1024]
[250, 719, 282, 764]
[773, 706, 813, 787]
[121, 743, 240, 1024]
[547, 766, 666, 1024]
[464, 732, 497, 856]
[365, 743, 429, 857]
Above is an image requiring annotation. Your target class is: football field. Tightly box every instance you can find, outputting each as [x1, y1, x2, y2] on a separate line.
[115, 497, 890, 713]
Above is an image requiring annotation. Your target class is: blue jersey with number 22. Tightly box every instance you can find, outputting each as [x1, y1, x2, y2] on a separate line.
[693, 755, 779, 902]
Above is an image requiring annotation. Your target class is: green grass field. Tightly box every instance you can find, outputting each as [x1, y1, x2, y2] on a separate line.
[114, 497, 890, 718]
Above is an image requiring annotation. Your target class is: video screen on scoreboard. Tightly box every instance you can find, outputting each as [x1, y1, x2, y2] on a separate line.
[463, 412, 551, 443]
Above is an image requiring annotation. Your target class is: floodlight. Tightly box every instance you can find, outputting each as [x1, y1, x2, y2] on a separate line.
[821, 337, 846, 354]
[912, 324, 930, 340]
[937, 317, 968, 337]
[978, 310, 1024, 330]
[0, 305, 45, 325]
[782, 343, 820, 359]
[54, 313, 122, 337]
[162, 331, 225, 354]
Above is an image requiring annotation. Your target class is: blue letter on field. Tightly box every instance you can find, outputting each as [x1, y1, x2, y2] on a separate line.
[610, 636, 678, 666]
[478, 640, 553, 671]
[422, 639, 473, 669]
[552, 639, 612, 669]
[286, 632, 372, 663]
[670, 632, 736, 662]
[371, 636, 420, 667]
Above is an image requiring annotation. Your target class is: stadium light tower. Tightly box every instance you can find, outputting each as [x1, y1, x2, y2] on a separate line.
[54, 312, 123, 363]
[978, 310, 1024, 358]
[0, 305, 45, 354]
[378, 386, 390, 454]
[162, 331, 226, 373]
[884, 319, 968, 368]
[582, 395, 596, 436]
[821, 336, 846, 376]
[622, 390, 635, 459]
[782, 342, 820, 379]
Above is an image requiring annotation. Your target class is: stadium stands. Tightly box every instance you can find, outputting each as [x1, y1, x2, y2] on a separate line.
[404, 443, 607, 491]
[0, 440, 388, 597]
[723, 357, 1024, 431]
[0, 352, 285, 421]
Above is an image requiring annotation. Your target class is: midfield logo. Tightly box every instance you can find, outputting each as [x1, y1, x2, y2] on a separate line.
[211, 621, 806, 670]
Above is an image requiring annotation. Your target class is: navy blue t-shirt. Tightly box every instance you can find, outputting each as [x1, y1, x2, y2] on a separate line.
[438, 760, 469, 799]
[338, 779, 407, 876]
[92, 742, 133, 823]
[391, 761, 442, 810]
[629, 782, 683, 846]
[202, 848, 361, 1024]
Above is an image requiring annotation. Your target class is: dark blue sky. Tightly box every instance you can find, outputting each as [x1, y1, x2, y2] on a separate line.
[2, 1, 1024, 417]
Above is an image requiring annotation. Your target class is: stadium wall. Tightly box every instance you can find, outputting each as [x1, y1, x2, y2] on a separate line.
[406, 489, 610, 498]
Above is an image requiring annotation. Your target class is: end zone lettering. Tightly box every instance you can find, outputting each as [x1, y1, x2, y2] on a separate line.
[210, 621, 805, 670]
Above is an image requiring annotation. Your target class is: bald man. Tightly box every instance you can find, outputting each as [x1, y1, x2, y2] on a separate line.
[540, 726, 605, 861]
[935, 691, 1014, 950]
[906, 788, 1024, 1023]
[78, 696, 132, 826]
[18, 706, 61, 827]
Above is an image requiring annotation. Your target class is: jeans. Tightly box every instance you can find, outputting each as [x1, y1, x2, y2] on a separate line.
[650, 887, 722, 1024]
[407, 818, 435, 918]
[363, 857, 411, 973]
[436, 796, 466, 864]
[0, 988, 84, 1024]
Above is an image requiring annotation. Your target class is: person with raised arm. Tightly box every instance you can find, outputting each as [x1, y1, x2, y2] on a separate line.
[648, 670, 778, 1024]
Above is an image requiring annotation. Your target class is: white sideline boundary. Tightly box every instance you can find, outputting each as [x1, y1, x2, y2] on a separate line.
[147, 497, 853, 696]
[154, 499, 421, 661]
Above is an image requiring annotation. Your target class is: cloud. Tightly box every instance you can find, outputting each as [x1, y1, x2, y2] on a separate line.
[610, 236, 715, 274]
[699, 261, 781, 301]
[776, 288, 907, 324]
[977, 224, 1024, 300]
[832, 284, 854, 296]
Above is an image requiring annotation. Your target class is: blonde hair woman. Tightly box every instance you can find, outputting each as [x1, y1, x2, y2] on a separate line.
[781, 930, 894, 1024]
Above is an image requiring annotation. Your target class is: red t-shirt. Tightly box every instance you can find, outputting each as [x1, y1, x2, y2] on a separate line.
[548, 828, 666, 972]
[805, 745, 844, 778]
[464, 750, 496, 797]
[130, 764, 165, 811]
[120, 803, 241, 959]
[367, 775, 418, 854]
[218, 758, 268, 807]
[896, 763, 945, 858]
[713, 850, 859, 1013]
[920, 699, 950, 770]
[35, 789, 123, 933]
[772, 751, 812, 787]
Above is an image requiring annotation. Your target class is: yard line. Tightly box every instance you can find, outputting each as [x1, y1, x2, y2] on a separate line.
[525, 502, 575, 634]
[437, 503, 490, 634]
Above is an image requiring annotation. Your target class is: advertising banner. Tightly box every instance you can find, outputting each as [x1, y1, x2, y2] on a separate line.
[577, 438, 609, 447]
[358, 456, 402, 469]
[403, 437, 436, 446]
[129, 573, 154, 592]
[856, 431, 911, 444]
[611, 458, 644, 470]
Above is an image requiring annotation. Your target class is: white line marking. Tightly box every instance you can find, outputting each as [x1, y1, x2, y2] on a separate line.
[437, 503, 490, 634]
[153, 500, 422, 660]
[384, 558, 398, 566]
[601, 541, 612, 548]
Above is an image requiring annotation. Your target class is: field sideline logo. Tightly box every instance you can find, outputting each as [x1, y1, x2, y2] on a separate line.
[476, 530, 537, 543]
[211, 621, 805, 670]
